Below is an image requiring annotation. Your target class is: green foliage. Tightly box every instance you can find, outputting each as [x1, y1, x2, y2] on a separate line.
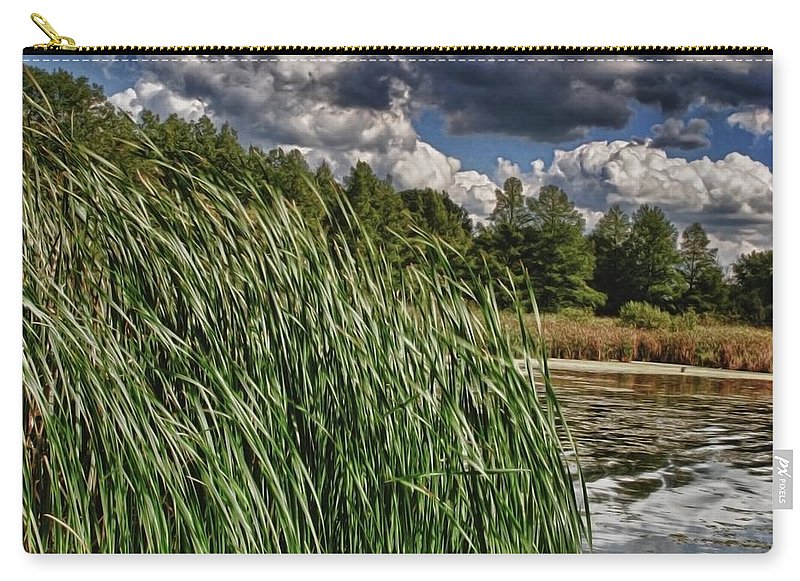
[327, 161, 412, 265]
[400, 188, 473, 248]
[618, 301, 672, 330]
[471, 221, 528, 310]
[477, 184, 604, 312]
[23, 66, 773, 348]
[555, 307, 595, 324]
[489, 177, 530, 229]
[527, 185, 585, 231]
[401, 187, 474, 277]
[589, 204, 632, 314]
[623, 205, 686, 311]
[731, 250, 773, 325]
[523, 186, 605, 312]
[259, 147, 325, 226]
[617, 301, 698, 332]
[679, 223, 725, 313]
[23, 79, 590, 554]
[670, 309, 699, 332]
[23, 66, 140, 172]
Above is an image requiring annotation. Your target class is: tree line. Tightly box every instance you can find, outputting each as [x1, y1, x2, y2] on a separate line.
[24, 66, 773, 326]
[474, 177, 771, 325]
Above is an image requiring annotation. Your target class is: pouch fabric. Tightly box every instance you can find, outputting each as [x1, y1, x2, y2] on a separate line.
[22, 49, 773, 553]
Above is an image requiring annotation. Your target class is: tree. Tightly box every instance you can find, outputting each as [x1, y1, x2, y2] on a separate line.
[489, 177, 530, 229]
[522, 186, 605, 311]
[589, 204, 632, 314]
[400, 188, 474, 278]
[24, 66, 112, 137]
[264, 148, 324, 227]
[679, 223, 725, 313]
[331, 161, 410, 264]
[314, 161, 343, 212]
[472, 220, 527, 307]
[400, 188, 473, 251]
[624, 205, 686, 311]
[731, 250, 773, 325]
[23, 66, 138, 168]
[473, 178, 531, 308]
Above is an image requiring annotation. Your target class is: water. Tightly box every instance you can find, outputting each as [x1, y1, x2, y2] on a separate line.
[551, 369, 773, 553]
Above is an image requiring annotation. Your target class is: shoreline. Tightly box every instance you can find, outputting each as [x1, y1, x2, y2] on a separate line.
[517, 357, 773, 382]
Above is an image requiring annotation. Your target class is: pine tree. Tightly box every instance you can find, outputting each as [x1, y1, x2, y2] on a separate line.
[624, 205, 686, 311]
[589, 204, 632, 314]
[489, 177, 531, 229]
[473, 177, 531, 308]
[679, 222, 725, 313]
[731, 250, 773, 325]
[333, 161, 410, 264]
[523, 186, 605, 311]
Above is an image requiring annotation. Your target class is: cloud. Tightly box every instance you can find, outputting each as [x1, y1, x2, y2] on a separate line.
[497, 140, 772, 265]
[330, 59, 772, 142]
[706, 233, 764, 269]
[126, 58, 772, 146]
[727, 107, 773, 136]
[109, 59, 451, 195]
[106, 59, 771, 264]
[452, 141, 772, 264]
[109, 73, 207, 121]
[448, 170, 499, 220]
[110, 57, 772, 166]
[110, 59, 418, 155]
[649, 117, 711, 150]
[388, 141, 462, 191]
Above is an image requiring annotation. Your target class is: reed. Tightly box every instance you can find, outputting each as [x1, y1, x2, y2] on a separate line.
[22, 89, 589, 553]
[500, 312, 772, 373]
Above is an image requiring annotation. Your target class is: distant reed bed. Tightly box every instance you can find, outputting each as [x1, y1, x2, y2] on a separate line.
[501, 312, 772, 373]
[22, 88, 589, 552]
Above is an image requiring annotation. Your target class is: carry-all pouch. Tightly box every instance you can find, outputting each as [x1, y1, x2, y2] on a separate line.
[22, 14, 774, 554]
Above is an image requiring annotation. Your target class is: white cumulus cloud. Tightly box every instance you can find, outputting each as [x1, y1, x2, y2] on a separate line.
[494, 140, 772, 264]
[727, 107, 773, 137]
[448, 170, 501, 223]
[109, 74, 207, 121]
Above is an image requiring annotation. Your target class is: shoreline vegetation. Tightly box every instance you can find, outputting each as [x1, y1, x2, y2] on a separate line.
[23, 72, 590, 552]
[503, 312, 772, 374]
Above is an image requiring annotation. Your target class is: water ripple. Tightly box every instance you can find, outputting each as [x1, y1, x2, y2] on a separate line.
[551, 369, 772, 553]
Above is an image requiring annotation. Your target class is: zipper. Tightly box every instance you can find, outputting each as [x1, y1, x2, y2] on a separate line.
[29, 13, 77, 51]
[24, 13, 773, 56]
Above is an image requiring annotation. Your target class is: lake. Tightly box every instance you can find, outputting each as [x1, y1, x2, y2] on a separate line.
[550, 368, 773, 553]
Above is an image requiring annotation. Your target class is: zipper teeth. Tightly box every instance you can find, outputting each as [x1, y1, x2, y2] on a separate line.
[24, 45, 773, 55]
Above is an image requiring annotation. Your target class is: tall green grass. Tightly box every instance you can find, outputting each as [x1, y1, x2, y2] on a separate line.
[22, 90, 589, 553]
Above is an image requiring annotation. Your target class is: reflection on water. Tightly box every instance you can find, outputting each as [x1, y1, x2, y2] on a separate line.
[551, 370, 772, 553]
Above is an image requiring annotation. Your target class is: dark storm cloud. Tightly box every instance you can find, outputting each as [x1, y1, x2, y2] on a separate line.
[326, 61, 421, 110]
[626, 60, 772, 112]
[327, 59, 772, 142]
[137, 58, 772, 145]
[649, 117, 711, 150]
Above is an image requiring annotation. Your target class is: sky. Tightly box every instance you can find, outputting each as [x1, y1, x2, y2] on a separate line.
[26, 54, 773, 266]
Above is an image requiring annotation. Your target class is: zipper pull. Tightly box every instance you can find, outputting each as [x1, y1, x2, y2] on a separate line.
[31, 13, 77, 51]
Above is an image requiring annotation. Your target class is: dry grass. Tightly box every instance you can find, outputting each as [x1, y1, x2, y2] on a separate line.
[501, 313, 772, 373]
